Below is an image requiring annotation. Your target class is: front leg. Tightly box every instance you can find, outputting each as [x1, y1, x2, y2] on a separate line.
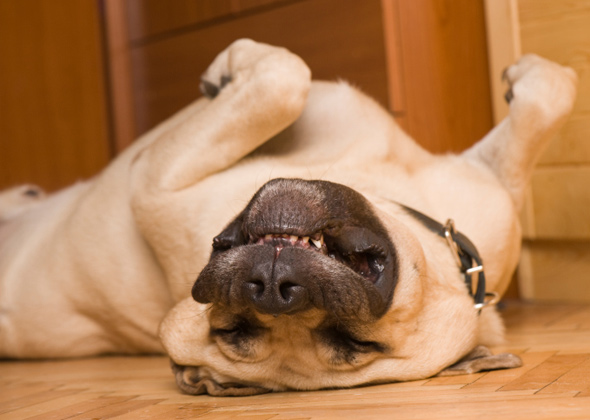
[130, 40, 310, 299]
[132, 39, 311, 193]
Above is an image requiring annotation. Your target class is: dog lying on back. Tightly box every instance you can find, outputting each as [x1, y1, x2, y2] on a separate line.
[0, 40, 577, 395]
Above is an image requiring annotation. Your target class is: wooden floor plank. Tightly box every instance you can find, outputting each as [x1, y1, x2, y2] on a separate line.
[65, 398, 165, 420]
[425, 373, 485, 386]
[464, 351, 555, 392]
[538, 356, 590, 396]
[21, 396, 136, 420]
[0, 383, 56, 406]
[228, 396, 590, 420]
[1, 302, 590, 419]
[0, 392, 104, 420]
[145, 405, 214, 420]
[500, 354, 590, 392]
[0, 388, 84, 416]
[549, 306, 590, 330]
[501, 303, 584, 331]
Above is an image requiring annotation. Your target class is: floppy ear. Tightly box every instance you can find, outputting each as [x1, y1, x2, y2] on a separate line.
[437, 346, 522, 377]
[171, 361, 270, 397]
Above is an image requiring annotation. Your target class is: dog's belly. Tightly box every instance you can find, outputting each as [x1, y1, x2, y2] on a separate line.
[0, 183, 173, 358]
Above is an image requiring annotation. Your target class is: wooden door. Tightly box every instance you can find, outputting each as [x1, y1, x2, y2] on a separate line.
[104, 0, 493, 154]
[0, 0, 112, 192]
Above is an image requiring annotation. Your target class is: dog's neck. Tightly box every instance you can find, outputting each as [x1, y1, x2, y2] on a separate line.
[397, 203, 498, 313]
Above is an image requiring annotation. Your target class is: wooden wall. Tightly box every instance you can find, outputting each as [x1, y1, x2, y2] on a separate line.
[486, 0, 590, 302]
[519, 0, 590, 302]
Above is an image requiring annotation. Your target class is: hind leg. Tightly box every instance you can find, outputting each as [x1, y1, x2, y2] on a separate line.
[464, 54, 577, 211]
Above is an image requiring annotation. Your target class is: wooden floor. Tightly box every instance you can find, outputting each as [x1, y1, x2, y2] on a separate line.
[1, 301, 590, 419]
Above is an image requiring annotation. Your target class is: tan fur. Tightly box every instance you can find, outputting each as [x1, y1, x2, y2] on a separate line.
[0, 40, 577, 392]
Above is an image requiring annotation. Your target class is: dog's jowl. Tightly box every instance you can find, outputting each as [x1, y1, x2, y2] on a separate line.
[0, 40, 577, 395]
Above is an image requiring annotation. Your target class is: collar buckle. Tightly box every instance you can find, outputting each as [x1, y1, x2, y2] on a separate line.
[475, 292, 500, 310]
[443, 219, 493, 312]
[443, 219, 463, 268]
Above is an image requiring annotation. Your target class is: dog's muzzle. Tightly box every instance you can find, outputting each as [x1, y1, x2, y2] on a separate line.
[192, 178, 398, 321]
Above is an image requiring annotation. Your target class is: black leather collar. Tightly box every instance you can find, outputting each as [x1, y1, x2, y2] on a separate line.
[399, 204, 497, 312]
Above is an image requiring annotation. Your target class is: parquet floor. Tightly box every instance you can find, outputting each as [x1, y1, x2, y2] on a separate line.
[1, 301, 590, 419]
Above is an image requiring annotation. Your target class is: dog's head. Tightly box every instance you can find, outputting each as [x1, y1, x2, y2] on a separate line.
[160, 178, 520, 396]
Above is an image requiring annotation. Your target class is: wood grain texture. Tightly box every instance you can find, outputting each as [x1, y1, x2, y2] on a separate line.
[126, 0, 235, 42]
[0, 0, 111, 191]
[381, 0, 406, 115]
[390, 0, 494, 153]
[519, 240, 590, 302]
[488, 0, 590, 300]
[1, 302, 590, 419]
[482, 0, 521, 124]
[527, 167, 590, 240]
[102, 0, 138, 152]
[128, 0, 390, 137]
[126, 0, 293, 43]
[519, 0, 590, 166]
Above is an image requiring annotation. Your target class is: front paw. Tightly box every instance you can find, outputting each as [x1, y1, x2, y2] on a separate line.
[199, 39, 273, 98]
[199, 39, 311, 103]
[200, 74, 232, 99]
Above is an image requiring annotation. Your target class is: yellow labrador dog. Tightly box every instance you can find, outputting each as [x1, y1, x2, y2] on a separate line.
[0, 40, 577, 396]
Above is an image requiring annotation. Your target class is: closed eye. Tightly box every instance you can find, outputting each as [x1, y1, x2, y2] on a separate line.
[210, 318, 265, 345]
[317, 327, 387, 365]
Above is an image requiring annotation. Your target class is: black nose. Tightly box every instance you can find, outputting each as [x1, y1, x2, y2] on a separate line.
[193, 179, 399, 321]
[242, 253, 310, 315]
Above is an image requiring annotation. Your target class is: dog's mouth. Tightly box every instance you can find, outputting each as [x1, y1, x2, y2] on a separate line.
[247, 231, 385, 284]
[192, 178, 398, 321]
[251, 233, 325, 253]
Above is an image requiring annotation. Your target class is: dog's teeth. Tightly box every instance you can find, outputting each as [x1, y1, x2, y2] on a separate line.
[311, 238, 322, 248]
[289, 235, 298, 243]
[264, 234, 273, 241]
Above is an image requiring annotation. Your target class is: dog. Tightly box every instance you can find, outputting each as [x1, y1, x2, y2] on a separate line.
[0, 40, 577, 396]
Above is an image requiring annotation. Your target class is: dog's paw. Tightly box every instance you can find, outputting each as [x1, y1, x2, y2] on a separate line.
[199, 38, 311, 101]
[502, 54, 577, 122]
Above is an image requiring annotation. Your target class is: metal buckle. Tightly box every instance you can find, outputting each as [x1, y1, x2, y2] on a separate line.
[443, 219, 462, 268]
[443, 219, 496, 311]
[466, 265, 483, 275]
[474, 292, 500, 310]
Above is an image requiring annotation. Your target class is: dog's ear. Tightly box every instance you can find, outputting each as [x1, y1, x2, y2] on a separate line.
[171, 361, 270, 397]
[437, 346, 522, 377]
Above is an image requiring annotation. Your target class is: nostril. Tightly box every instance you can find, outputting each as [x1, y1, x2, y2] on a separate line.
[279, 281, 302, 300]
[243, 280, 265, 299]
